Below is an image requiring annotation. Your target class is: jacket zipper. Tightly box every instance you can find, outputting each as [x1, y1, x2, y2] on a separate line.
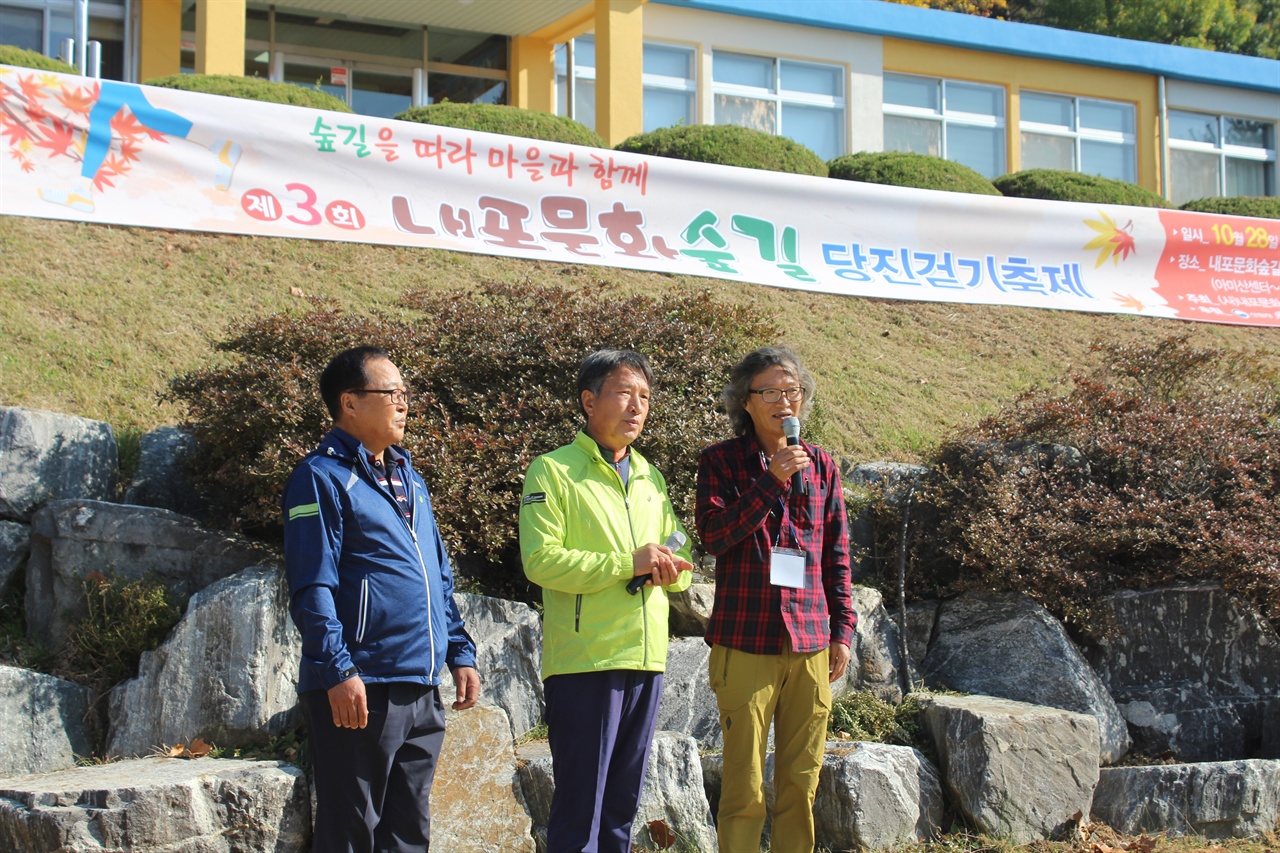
[356, 577, 369, 644]
[601, 452, 648, 667]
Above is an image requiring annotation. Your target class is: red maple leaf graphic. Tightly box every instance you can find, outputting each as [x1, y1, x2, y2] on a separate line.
[92, 165, 118, 193]
[101, 153, 131, 176]
[1, 116, 37, 146]
[16, 74, 44, 103]
[119, 138, 141, 163]
[1108, 223, 1137, 262]
[20, 158, 35, 173]
[111, 108, 167, 143]
[35, 117, 79, 158]
[56, 84, 97, 116]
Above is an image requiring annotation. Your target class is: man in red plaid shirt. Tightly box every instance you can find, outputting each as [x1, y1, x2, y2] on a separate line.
[696, 346, 856, 853]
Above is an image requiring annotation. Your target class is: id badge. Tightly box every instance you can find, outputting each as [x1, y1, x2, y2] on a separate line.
[770, 547, 807, 589]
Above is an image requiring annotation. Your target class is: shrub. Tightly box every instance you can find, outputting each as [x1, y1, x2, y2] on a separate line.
[871, 335, 1280, 636]
[143, 73, 352, 112]
[994, 169, 1173, 208]
[1180, 196, 1280, 220]
[395, 102, 605, 148]
[828, 151, 1000, 196]
[0, 44, 77, 74]
[169, 283, 777, 599]
[615, 124, 828, 177]
[828, 691, 925, 750]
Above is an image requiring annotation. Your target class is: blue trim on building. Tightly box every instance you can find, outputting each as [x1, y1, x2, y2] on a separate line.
[652, 0, 1280, 95]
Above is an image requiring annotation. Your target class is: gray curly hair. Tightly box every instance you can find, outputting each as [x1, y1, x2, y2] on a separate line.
[722, 346, 816, 437]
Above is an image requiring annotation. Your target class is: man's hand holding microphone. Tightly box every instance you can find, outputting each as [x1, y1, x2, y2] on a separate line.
[628, 530, 694, 594]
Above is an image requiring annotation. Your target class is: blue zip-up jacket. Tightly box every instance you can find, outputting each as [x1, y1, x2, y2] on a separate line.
[282, 427, 476, 694]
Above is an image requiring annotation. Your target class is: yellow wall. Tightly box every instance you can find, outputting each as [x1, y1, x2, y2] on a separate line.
[195, 0, 246, 76]
[595, 0, 645, 146]
[138, 0, 182, 81]
[511, 36, 556, 113]
[884, 39, 1161, 193]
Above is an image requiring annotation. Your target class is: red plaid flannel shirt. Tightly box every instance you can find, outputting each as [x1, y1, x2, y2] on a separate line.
[696, 433, 855, 655]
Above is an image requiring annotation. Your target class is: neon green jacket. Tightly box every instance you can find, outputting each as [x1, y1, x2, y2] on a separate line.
[520, 431, 693, 679]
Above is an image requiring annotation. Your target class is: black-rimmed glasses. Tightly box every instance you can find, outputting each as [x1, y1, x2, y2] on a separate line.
[748, 387, 804, 404]
[350, 388, 410, 405]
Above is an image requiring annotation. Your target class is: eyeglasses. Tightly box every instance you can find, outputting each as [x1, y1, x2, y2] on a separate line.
[350, 387, 410, 405]
[748, 386, 805, 404]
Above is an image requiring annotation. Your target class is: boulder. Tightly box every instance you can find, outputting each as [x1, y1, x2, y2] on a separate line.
[703, 741, 946, 851]
[438, 593, 544, 741]
[669, 582, 714, 637]
[656, 637, 721, 749]
[1086, 584, 1280, 761]
[0, 665, 93, 776]
[0, 757, 309, 852]
[811, 742, 945, 851]
[0, 520, 29, 595]
[25, 500, 271, 645]
[123, 426, 207, 518]
[898, 599, 939, 675]
[922, 695, 1100, 843]
[1092, 760, 1280, 839]
[432, 702, 535, 852]
[516, 731, 716, 853]
[838, 585, 908, 703]
[922, 592, 1130, 763]
[107, 566, 300, 758]
[0, 407, 116, 522]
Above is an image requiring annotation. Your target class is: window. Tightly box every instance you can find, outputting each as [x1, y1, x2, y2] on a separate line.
[1, 0, 126, 80]
[1020, 91, 1136, 182]
[883, 73, 1005, 178]
[557, 37, 695, 133]
[1168, 110, 1276, 205]
[712, 51, 845, 161]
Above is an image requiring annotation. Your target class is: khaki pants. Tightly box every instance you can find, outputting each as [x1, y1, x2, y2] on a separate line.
[709, 641, 832, 853]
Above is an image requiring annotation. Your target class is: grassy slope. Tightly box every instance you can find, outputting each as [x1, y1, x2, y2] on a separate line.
[1, 214, 1277, 462]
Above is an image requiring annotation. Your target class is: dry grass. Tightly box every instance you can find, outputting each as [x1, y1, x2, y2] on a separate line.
[1, 214, 1276, 463]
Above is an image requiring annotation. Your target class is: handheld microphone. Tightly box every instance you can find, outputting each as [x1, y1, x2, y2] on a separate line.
[627, 530, 687, 595]
[782, 416, 808, 495]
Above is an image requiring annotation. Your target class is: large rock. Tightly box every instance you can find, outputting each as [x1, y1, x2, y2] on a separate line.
[922, 695, 1100, 843]
[0, 665, 92, 776]
[922, 593, 1130, 763]
[108, 566, 300, 758]
[669, 582, 714, 637]
[517, 731, 716, 853]
[0, 520, 29, 595]
[0, 407, 116, 522]
[432, 703, 535, 852]
[703, 741, 945, 851]
[1086, 584, 1280, 761]
[0, 757, 309, 852]
[25, 500, 271, 645]
[1092, 760, 1280, 839]
[811, 742, 945, 851]
[439, 593, 544, 741]
[839, 586, 908, 703]
[123, 426, 206, 519]
[656, 637, 721, 749]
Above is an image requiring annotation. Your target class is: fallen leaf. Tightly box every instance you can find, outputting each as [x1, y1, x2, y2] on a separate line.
[647, 819, 676, 849]
[289, 286, 305, 297]
[187, 737, 212, 758]
[165, 743, 186, 758]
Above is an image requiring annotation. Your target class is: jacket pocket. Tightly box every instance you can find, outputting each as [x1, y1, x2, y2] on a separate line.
[355, 577, 370, 644]
[574, 593, 583, 633]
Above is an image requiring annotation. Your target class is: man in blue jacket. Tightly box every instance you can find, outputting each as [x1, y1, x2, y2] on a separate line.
[283, 345, 480, 853]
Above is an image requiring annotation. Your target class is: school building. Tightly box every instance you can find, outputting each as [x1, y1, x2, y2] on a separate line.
[3, 0, 1276, 204]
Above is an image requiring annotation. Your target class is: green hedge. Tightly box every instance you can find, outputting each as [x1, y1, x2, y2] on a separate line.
[995, 169, 1173, 208]
[143, 74, 353, 113]
[0, 45, 77, 74]
[615, 124, 828, 177]
[1180, 196, 1280, 220]
[395, 103, 606, 148]
[828, 151, 1000, 196]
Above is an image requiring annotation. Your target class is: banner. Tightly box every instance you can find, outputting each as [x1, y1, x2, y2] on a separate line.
[2, 67, 1278, 327]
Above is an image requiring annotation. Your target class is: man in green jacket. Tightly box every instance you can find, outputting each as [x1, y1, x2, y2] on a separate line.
[521, 348, 694, 853]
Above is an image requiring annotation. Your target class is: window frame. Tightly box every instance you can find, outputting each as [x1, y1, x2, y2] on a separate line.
[1168, 109, 1277, 200]
[883, 72, 1007, 176]
[1019, 90, 1137, 182]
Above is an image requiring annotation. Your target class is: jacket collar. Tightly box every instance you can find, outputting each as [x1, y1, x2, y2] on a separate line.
[573, 430, 649, 477]
[320, 427, 412, 469]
